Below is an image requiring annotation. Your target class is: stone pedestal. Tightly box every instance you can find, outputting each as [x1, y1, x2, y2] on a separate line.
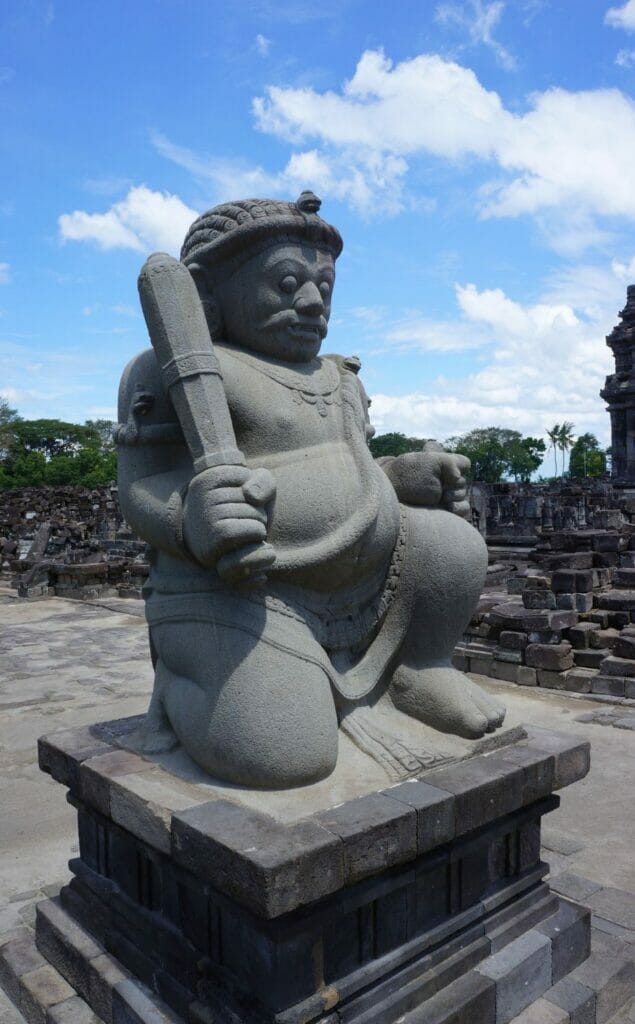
[32, 719, 592, 1024]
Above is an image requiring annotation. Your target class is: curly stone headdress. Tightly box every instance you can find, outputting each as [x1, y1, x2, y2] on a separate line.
[180, 192, 343, 276]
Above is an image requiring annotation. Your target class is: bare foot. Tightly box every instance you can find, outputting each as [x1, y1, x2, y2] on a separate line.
[389, 664, 506, 739]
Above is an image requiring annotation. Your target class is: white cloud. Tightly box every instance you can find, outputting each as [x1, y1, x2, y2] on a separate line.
[365, 262, 630, 451]
[255, 34, 271, 56]
[153, 131, 409, 216]
[606, 0, 635, 30]
[435, 1, 517, 71]
[255, 51, 506, 159]
[252, 48, 635, 244]
[58, 185, 198, 254]
[0, 263, 10, 285]
[616, 47, 635, 65]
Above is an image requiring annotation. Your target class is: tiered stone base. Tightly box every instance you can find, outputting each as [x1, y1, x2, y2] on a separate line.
[1, 719, 604, 1023]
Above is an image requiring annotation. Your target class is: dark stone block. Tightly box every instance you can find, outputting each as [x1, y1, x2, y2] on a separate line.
[536, 898, 591, 982]
[314, 792, 417, 884]
[546, 977, 596, 1024]
[522, 589, 556, 609]
[492, 648, 523, 664]
[476, 929, 552, 1022]
[572, 648, 606, 669]
[607, 610, 631, 628]
[598, 588, 635, 611]
[79, 751, 150, 818]
[552, 570, 593, 594]
[518, 820, 541, 872]
[490, 660, 520, 682]
[38, 727, 114, 794]
[526, 643, 574, 671]
[172, 798, 344, 916]
[543, 553, 593, 570]
[112, 978, 181, 1023]
[385, 780, 455, 853]
[599, 654, 635, 676]
[499, 631, 528, 651]
[614, 632, 635, 658]
[486, 745, 555, 805]
[35, 898, 102, 1005]
[523, 727, 590, 789]
[568, 623, 599, 650]
[425, 756, 524, 835]
[562, 668, 597, 693]
[592, 674, 626, 696]
[537, 668, 568, 689]
[411, 969, 495, 1023]
[415, 857, 451, 930]
[489, 605, 577, 632]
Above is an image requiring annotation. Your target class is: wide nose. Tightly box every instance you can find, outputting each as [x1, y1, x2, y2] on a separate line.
[294, 280, 324, 317]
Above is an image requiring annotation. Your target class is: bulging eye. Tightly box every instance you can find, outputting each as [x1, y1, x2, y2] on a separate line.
[279, 275, 297, 293]
[319, 281, 331, 298]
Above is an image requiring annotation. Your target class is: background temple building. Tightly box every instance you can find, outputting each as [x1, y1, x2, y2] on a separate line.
[601, 284, 635, 483]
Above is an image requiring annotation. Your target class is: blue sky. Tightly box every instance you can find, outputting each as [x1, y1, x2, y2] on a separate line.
[3, 0, 635, 471]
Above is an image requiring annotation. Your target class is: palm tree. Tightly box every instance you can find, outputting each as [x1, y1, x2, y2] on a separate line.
[558, 421, 575, 478]
[546, 424, 561, 477]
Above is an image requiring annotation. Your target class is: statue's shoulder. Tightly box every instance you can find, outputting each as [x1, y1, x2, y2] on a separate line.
[117, 347, 178, 436]
[323, 353, 362, 376]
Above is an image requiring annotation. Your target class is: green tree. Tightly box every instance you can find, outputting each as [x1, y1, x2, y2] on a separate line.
[558, 421, 575, 478]
[0, 398, 21, 461]
[0, 415, 117, 490]
[443, 427, 547, 483]
[546, 424, 561, 476]
[368, 432, 427, 458]
[10, 419, 100, 460]
[569, 433, 607, 478]
[84, 419, 115, 450]
[505, 436, 547, 482]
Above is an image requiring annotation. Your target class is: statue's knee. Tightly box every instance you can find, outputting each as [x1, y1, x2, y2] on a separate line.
[413, 508, 487, 585]
[158, 629, 339, 788]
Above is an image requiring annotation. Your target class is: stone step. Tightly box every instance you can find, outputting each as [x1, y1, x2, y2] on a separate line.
[0, 926, 103, 1023]
[508, 956, 635, 1023]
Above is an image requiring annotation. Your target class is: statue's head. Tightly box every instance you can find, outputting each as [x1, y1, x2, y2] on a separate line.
[181, 193, 343, 362]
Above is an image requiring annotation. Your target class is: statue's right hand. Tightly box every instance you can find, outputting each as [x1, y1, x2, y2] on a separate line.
[182, 465, 276, 572]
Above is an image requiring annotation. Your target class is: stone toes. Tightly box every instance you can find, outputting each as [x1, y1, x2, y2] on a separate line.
[455, 706, 490, 739]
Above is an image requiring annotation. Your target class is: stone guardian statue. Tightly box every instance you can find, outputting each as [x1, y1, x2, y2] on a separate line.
[116, 192, 504, 788]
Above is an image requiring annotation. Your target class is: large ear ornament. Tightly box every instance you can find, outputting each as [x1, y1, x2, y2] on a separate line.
[188, 262, 223, 339]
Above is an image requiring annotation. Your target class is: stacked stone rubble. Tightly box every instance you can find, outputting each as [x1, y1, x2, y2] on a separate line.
[471, 479, 635, 546]
[0, 485, 149, 600]
[456, 525, 635, 698]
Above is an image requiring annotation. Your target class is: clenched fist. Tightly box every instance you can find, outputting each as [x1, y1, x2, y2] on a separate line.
[380, 446, 471, 519]
[183, 464, 277, 578]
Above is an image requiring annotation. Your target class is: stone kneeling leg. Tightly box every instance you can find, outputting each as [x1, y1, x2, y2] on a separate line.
[147, 600, 339, 788]
[389, 507, 506, 738]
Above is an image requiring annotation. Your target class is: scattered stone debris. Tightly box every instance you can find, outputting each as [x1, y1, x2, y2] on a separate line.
[0, 485, 149, 601]
[456, 513, 635, 698]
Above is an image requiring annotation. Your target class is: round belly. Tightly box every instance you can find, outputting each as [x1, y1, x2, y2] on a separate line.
[251, 442, 400, 589]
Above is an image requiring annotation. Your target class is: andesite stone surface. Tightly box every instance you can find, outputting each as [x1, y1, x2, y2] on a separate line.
[116, 191, 505, 790]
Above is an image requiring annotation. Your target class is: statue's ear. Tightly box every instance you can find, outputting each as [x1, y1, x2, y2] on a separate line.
[187, 262, 223, 339]
[187, 261, 208, 298]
